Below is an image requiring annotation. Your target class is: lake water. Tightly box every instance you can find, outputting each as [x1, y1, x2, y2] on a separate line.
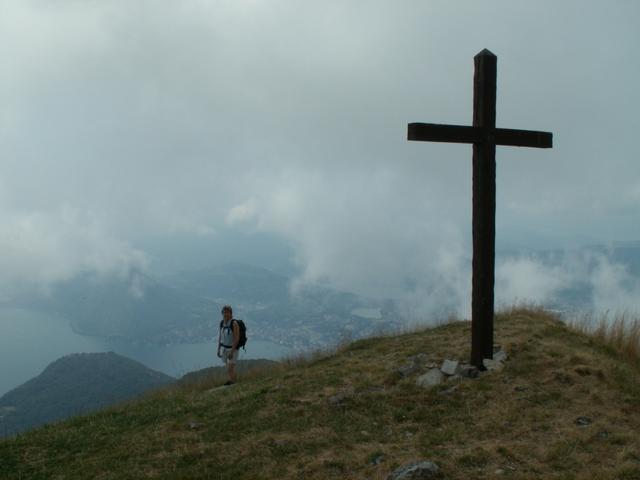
[0, 308, 293, 397]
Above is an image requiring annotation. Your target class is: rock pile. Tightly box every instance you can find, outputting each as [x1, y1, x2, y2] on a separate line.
[403, 346, 509, 389]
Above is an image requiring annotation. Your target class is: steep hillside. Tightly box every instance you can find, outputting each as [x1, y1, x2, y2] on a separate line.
[178, 359, 280, 386]
[1, 308, 639, 479]
[0, 352, 175, 438]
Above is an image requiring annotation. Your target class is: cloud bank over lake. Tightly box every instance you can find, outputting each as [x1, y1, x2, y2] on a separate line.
[1, 1, 638, 316]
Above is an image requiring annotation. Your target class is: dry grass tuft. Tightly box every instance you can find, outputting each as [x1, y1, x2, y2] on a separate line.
[567, 310, 640, 364]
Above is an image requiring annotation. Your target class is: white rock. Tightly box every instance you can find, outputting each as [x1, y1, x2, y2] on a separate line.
[416, 368, 444, 388]
[483, 358, 504, 371]
[440, 359, 459, 376]
[493, 350, 508, 362]
[387, 460, 440, 480]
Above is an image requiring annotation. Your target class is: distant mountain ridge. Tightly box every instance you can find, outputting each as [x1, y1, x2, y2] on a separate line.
[10, 262, 402, 350]
[0, 352, 175, 438]
[13, 268, 220, 344]
[5, 243, 639, 350]
[159, 261, 402, 349]
[163, 262, 291, 304]
[498, 242, 640, 312]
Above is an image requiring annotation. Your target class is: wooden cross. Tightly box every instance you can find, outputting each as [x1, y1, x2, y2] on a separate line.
[407, 49, 552, 369]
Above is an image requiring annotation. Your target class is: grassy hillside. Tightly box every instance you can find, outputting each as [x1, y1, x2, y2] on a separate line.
[178, 359, 280, 386]
[1, 307, 639, 479]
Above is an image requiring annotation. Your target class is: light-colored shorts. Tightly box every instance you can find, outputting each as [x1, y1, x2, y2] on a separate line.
[221, 348, 239, 365]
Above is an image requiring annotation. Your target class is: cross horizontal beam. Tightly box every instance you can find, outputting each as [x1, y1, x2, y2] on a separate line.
[407, 122, 552, 148]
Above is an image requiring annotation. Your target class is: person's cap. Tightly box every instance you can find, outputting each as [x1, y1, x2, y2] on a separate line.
[221, 305, 233, 314]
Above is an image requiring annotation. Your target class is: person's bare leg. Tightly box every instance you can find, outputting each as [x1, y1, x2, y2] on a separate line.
[229, 363, 237, 383]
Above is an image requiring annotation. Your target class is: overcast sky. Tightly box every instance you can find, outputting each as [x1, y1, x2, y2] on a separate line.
[1, 1, 639, 316]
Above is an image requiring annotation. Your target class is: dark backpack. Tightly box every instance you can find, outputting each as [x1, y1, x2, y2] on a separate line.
[219, 318, 247, 350]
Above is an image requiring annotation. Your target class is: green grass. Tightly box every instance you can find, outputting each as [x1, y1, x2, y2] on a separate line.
[1, 306, 640, 479]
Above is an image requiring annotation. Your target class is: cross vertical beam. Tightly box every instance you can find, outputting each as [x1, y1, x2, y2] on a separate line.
[471, 50, 497, 367]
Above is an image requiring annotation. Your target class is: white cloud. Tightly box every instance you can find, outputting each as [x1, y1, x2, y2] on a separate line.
[496, 257, 568, 307]
[590, 254, 640, 314]
[0, 204, 147, 298]
[226, 198, 257, 226]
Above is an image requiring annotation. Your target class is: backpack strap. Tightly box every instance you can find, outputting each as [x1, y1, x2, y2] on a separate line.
[219, 319, 231, 347]
[219, 319, 238, 349]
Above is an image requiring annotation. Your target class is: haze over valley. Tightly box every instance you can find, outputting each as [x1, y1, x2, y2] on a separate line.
[0, 1, 639, 447]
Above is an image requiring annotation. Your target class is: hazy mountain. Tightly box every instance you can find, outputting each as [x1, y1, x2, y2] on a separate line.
[161, 262, 402, 349]
[0, 352, 175, 438]
[26, 269, 221, 344]
[7, 243, 639, 350]
[585, 241, 640, 276]
[162, 262, 291, 304]
[499, 241, 640, 312]
[10, 262, 402, 350]
[135, 229, 298, 278]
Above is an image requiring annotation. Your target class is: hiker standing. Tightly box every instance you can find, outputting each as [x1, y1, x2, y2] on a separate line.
[217, 305, 240, 386]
